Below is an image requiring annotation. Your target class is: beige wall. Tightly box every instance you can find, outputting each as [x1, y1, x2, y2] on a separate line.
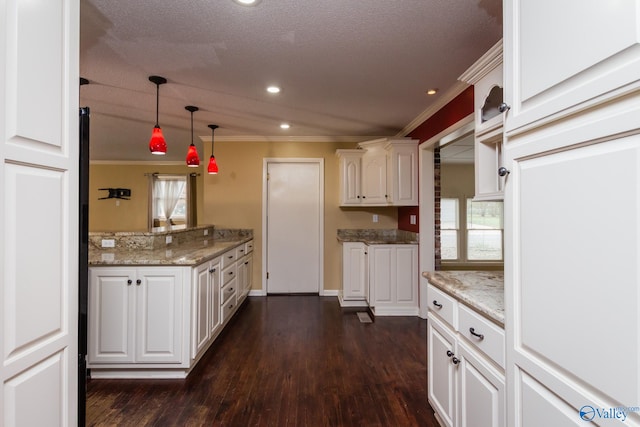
[441, 163, 474, 199]
[89, 140, 399, 292]
[89, 163, 205, 232]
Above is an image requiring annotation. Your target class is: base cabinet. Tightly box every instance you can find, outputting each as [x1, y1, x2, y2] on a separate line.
[369, 244, 418, 316]
[427, 284, 505, 427]
[88, 267, 186, 365]
[340, 242, 368, 305]
[88, 239, 253, 378]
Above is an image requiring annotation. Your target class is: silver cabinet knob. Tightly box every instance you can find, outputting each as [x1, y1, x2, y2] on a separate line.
[498, 167, 510, 177]
[498, 102, 510, 113]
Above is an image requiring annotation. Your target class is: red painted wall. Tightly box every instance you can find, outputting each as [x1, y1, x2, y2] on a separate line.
[397, 86, 474, 233]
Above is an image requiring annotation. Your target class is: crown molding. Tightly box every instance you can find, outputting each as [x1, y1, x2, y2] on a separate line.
[198, 135, 388, 143]
[458, 39, 503, 85]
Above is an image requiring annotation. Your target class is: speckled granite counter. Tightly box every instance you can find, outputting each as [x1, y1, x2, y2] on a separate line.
[89, 227, 252, 266]
[337, 229, 418, 244]
[423, 270, 504, 326]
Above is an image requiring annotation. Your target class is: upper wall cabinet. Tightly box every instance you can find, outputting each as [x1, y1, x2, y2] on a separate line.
[504, 0, 640, 134]
[336, 138, 418, 207]
[459, 39, 505, 201]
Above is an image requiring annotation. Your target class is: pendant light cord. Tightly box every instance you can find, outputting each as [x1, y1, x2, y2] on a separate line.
[155, 83, 160, 127]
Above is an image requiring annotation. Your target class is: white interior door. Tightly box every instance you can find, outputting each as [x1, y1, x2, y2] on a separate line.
[1, 0, 79, 425]
[265, 160, 323, 294]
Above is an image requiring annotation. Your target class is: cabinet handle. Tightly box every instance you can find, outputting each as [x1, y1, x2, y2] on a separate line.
[362, 196, 366, 199]
[230, 288, 234, 292]
[446, 350, 454, 358]
[228, 304, 234, 309]
[451, 357, 461, 365]
[209, 268, 216, 273]
[469, 327, 484, 340]
[357, 195, 361, 199]
[136, 279, 141, 285]
[498, 167, 510, 177]
[229, 271, 234, 275]
[244, 261, 249, 265]
[432, 300, 443, 308]
[228, 255, 233, 259]
[498, 102, 510, 113]
[127, 279, 132, 285]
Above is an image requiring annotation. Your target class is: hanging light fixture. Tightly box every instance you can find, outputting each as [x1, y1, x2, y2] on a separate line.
[148, 75, 168, 154]
[184, 106, 200, 167]
[207, 124, 219, 174]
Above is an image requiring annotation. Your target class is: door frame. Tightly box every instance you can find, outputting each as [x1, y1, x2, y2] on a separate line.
[261, 158, 325, 295]
[418, 114, 474, 318]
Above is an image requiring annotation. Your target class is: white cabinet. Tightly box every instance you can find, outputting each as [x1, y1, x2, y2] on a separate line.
[427, 285, 505, 427]
[503, 2, 640, 425]
[385, 140, 419, 205]
[237, 240, 253, 300]
[339, 242, 368, 306]
[191, 257, 222, 361]
[336, 150, 363, 205]
[88, 267, 186, 365]
[459, 40, 505, 201]
[336, 138, 418, 206]
[88, 240, 251, 378]
[368, 244, 418, 316]
[360, 141, 388, 204]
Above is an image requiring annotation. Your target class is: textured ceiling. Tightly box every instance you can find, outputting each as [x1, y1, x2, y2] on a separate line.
[80, 0, 502, 161]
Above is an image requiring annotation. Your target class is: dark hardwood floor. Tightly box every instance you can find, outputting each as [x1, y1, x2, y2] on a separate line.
[86, 296, 439, 426]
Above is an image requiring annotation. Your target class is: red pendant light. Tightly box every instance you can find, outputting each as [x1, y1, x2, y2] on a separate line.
[184, 106, 200, 167]
[207, 124, 219, 174]
[148, 76, 168, 155]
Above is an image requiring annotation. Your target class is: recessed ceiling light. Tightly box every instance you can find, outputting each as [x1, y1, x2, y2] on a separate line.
[426, 88, 438, 95]
[280, 123, 290, 129]
[234, 0, 259, 5]
[267, 86, 281, 94]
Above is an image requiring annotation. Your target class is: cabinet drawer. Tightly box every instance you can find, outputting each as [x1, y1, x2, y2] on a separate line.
[221, 250, 237, 269]
[222, 292, 237, 322]
[458, 303, 505, 368]
[221, 278, 237, 304]
[222, 263, 237, 285]
[235, 245, 247, 259]
[245, 240, 254, 255]
[427, 284, 457, 329]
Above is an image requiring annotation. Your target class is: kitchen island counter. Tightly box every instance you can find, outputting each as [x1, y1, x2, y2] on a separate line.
[423, 270, 504, 326]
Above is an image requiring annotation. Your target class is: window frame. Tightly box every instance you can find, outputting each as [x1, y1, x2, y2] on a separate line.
[441, 196, 504, 267]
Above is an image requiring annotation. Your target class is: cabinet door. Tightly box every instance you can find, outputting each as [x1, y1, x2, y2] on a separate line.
[242, 255, 253, 296]
[338, 152, 362, 205]
[394, 245, 418, 306]
[342, 242, 367, 300]
[361, 152, 387, 204]
[504, 0, 640, 132]
[209, 258, 222, 338]
[428, 315, 457, 427]
[369, 246, 393, 306]
[457, 342, 505, 427]
[88, 268, 136, 364]
[135, 268, 184, 363]
[191, 262, 210, 360]
[387, 144, 418, 206]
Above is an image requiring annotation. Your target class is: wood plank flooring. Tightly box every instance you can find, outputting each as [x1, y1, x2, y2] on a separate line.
[86, 296, 439, 426]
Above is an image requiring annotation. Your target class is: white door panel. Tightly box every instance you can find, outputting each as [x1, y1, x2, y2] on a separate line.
[505, 0, 640, 132]
[266, 160, 323, 294]
[1, 0, 79, 424]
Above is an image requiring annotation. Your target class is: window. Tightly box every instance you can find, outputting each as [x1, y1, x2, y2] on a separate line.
[440, 197, 503, 263]
[440, 198, 459, 260]
[151, 175, 188, 226]
[466, 199, 503, 261]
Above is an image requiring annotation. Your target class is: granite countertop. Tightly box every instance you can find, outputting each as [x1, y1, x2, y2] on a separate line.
[337, 229, 418, 244]
[89, 237, 252, 266]
[423, 270, 504, 326]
